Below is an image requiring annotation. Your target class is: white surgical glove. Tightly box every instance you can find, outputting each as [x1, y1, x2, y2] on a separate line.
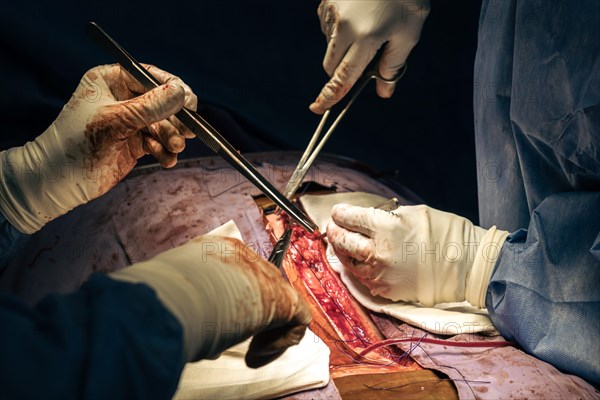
[0, 64, 197, 234]
[111, 235, 312, 368]
[326, 204, 509, 308]
[310, 0, 430, 114]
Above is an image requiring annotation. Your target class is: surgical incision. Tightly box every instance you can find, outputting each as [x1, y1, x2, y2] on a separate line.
[265, 210, 418, 376]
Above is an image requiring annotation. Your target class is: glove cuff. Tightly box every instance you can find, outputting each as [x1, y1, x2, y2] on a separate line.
[0, 146, 48, 234]
[0, 129, 90, 234]
[465, 226, 509, 308]
[110, 237, 264, 362]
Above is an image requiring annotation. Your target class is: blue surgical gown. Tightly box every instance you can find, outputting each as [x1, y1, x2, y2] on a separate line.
[0, 214, 185, 399]
[0, 0, 598, 394]
[475, 0, 600, 384]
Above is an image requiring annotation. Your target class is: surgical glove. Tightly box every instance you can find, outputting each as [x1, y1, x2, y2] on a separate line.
[327, 204, 509, 308]
[111, 236, 312, 368]
[310, 0, 430, 114]
[0, 64, 197, 234]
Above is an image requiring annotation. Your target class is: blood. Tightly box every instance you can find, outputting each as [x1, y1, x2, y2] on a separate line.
[359, 337, 516, 359]
[284, 220, 404, 364]
[290, 227, 370, 345]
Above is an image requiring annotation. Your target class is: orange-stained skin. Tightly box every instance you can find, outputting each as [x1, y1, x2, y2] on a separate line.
[266, 212, 417, 377]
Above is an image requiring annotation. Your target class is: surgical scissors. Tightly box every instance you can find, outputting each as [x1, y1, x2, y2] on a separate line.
[282, 64, 408, 199]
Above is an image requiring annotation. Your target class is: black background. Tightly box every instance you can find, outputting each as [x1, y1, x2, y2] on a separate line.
[0, 0, 483, 222]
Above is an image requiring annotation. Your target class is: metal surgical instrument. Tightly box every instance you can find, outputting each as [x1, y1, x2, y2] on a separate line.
[86, 22, 317, 233]
[282, 64, 407, 199]
[267, 229, 292, 268]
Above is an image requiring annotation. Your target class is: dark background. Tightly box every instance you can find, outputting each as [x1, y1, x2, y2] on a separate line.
[0, 0, 482, 222]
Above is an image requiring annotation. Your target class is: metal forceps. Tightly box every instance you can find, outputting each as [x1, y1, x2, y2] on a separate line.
[282, 64, 408, 199]
[86, 22, 317, 233]
[267, 229, 292, 268]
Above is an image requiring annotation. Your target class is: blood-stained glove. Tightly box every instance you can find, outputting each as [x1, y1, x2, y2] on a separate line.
[310, 0, 430, 114]
[0, 64, 197, 234]
[111, 235, 312, 368]
[327, 204, 509, 308]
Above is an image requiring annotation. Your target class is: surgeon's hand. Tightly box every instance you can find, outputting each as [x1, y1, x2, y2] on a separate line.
[327, 204, 509, 308]
[0, 64, 197, 234]
[310, 0, 430, 114]
[111, 236, 311, 368]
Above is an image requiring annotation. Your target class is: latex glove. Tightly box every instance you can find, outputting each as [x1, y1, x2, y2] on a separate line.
[310, 0, 430, 114]
[111, 235, 312, 368]
[0, 64, 197, 234]
[327, 204, 509, 308]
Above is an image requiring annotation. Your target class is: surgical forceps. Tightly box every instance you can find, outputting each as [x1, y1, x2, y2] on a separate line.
[87, 22, 317, 233]
[282, 64, 408, 199]
[267, 229, 292, 269]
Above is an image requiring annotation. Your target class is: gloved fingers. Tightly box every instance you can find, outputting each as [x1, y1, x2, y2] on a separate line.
[142, 133, 178, 168]
[139, 64, 199, 110]
[327, 220, 374, 262]
[118, 66, 146, 95]
[126, 131, 148, 160]
[330, 246, 380, 283]
[245, 271, 311, 368]
[317, 0, 339, 39]
[329, 244, 357, 269]
[375, 79, 397, 100]
[146, 120, 186, 154]
[116, 65, 198, 135]
[167, 115, 196, 139]
[87, 64, 139, 101]
[245, 298, 311, 368]
[330, 203, 378, 237]
[117, 64, 198, 107]
[245, 324, 308, 368]
[310, 41, 378, 115]
[138, 65, 198, 139]
[322, 26, 353, 78]
[106, 82, 186, 142]
[375, 39, 411, 98]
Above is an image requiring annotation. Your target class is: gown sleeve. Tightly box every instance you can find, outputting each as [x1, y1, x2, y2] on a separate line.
[486, 191, 600, 384]
[0, 272, 185, 399]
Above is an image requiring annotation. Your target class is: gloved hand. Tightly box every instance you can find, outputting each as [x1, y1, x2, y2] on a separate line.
[327, 204, 509, 308]
[111, 235, 312, 368]
[0, 64, 197, 234]
[310, 0, 430, 114]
